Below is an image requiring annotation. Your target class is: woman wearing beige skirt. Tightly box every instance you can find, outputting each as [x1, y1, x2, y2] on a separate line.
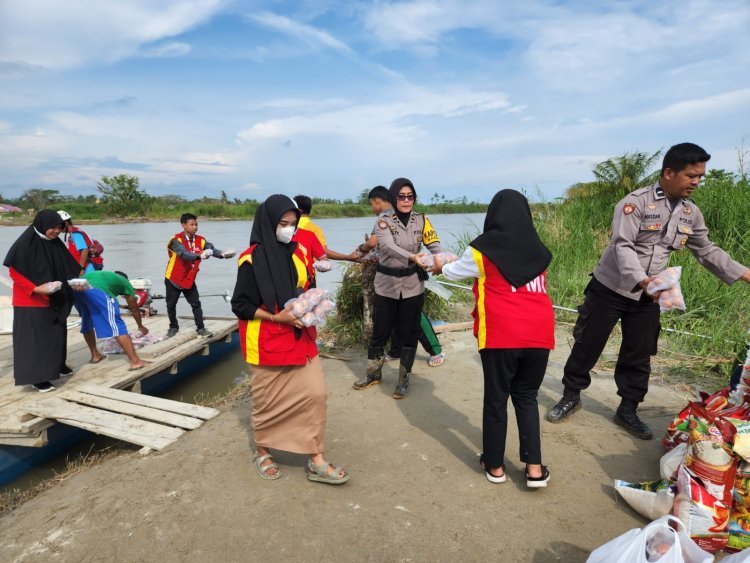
[231, 194, 348, 484]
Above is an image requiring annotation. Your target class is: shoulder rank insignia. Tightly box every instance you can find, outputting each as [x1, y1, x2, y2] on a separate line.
[623, 203, 636, 215]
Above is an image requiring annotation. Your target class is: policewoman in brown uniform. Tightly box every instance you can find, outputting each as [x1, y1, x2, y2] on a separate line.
[547, 143, 750, 439]
[353, 178, 444, 398]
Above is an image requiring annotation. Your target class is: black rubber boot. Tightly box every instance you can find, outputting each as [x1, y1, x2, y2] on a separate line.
[545, 390, 581, 423]
[353, 346, 385, 390]
[393, 346, 416, 399]
[614, 399, 653, 440]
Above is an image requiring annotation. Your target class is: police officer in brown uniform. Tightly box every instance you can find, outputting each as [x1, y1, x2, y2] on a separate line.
[353, 178, 444, 398]
[547, 143, 750, 439]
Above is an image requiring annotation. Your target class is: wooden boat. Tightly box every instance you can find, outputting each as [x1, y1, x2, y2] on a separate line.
[0, 315, 239, 486]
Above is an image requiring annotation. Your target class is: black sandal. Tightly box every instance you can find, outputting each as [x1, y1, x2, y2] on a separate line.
[526, 465, 550, 488]
[479, 454, 506, 484]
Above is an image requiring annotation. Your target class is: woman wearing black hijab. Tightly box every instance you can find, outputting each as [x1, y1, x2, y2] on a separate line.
[231, 194, 349, 485]
[352, 178, 445, 398]
[432, 189, 554, 488]
[4, 209, 81, 391]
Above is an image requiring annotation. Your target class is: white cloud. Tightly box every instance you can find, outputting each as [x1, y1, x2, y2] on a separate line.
[236, 87, 511, 144]
[140, 42, 192, 58]
[362, 1, 750, 93]
[0, 0, 225, 70]
[247, 11, 354, 55]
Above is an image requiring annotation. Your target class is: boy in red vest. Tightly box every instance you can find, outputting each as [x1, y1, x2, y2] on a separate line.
[164, 213, 234, 338]
[58, 210, 96, 275]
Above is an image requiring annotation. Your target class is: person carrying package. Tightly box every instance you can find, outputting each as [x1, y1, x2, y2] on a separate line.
[230, 194, 349, 485]
[74, 270, 151, 370]
[430, 189, 554, 488]
[547, 142, 750, 439]
[4, 210, 81, 392]
[352, 178, 444, 399]
[356, 185, 446, 367]
[164, 212, 235, 339]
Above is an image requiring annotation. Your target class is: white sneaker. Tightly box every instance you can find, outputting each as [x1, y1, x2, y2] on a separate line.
[32, 382, 56, 393]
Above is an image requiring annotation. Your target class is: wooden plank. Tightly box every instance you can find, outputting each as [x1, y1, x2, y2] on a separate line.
[0, 318, 235, 435]
[138, 331, 198, 359]
[76, 384, 219, 420]
[179, 315, 236, 322]
[22, 397, 183, 450]
[60, 390, 203, 430]
[0, 430, 48, 447]
[0, 411, 52, 435]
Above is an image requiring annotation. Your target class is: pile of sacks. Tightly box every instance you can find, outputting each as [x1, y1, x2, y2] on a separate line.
[615, 353, 750, 555]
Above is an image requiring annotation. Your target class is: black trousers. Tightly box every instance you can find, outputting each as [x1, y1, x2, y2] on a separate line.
[369, 292, 424, 360]
[164, 278, 205, 331]
[388, 311, 442, 357]
[480, 348, 549, 468]
[562, 276, 660, 402]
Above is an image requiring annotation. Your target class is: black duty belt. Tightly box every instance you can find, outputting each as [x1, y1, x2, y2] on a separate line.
[376, 263, 419, 277]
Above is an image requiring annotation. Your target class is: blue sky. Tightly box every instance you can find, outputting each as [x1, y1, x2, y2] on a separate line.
[1, 0, 749, 203]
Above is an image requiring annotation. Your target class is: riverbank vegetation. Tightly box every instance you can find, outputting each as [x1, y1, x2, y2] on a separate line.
[0, 175, 486, 225]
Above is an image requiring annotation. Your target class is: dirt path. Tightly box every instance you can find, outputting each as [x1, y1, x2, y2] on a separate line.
[0, 327, 694, 562]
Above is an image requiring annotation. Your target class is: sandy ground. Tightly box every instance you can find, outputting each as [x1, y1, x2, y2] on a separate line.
[0, 327, 696, 562]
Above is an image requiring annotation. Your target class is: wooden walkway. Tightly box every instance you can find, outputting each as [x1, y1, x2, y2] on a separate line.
[0, 315, 237, 449]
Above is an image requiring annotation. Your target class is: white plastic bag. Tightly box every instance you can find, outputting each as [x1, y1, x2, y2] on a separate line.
[661, 443, 688, 482]
[721, 548, 750, 562]
[314, 259, 333, 272]
[67, 278, 91, 290]
[615, 480, 676, 520]
[586, 516, 713, 563]
[647, 266, 686, 312]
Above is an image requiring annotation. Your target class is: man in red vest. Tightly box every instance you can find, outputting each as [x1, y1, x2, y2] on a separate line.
[164, 213, 234, 338]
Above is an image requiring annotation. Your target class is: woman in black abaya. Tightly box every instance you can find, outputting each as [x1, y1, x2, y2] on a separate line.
[4, 209, 80, 391]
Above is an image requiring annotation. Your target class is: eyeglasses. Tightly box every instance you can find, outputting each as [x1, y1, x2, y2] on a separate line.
[396, 194, 414, 201]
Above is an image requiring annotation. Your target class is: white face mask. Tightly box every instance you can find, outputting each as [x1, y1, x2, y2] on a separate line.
[276, 225, 295, 244]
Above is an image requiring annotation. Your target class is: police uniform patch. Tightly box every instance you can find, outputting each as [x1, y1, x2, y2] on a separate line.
[422, 216, 440, 245]
[683, 207, 692, 214]
[647, 223, 661, 230]
[378, 220, 387, 229]
[647, 204, 656, 209]
[623, 203, 636, 215]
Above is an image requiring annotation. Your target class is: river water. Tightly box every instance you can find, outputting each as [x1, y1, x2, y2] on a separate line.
[0, 214, 484, 491]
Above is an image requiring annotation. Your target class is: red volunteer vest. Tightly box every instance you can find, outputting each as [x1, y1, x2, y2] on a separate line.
[165, 232, 206, 289]
[470, 248, 554, 350]
[66, 226, 93, 268]
[236, 244, 317, 366]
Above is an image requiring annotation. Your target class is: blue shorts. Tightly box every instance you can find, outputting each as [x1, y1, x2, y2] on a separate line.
[75, 288, 128, 338]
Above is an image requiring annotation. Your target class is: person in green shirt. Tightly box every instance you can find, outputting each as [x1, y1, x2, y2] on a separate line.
[74, 270, 150, 370]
